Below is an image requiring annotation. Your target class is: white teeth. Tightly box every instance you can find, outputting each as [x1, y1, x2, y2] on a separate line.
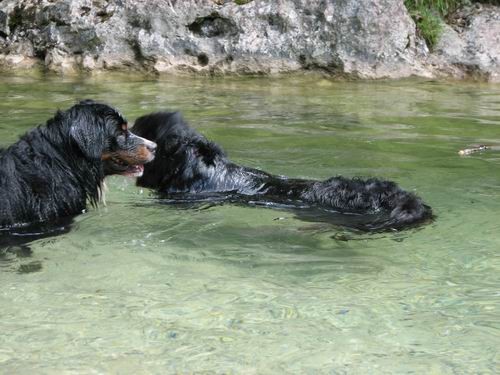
[121, 164, 144, 178]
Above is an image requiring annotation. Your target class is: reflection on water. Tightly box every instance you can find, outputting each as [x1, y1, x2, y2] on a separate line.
[0, 74, 499, 373]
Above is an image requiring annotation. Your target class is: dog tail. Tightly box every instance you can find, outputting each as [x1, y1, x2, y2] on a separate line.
[354, 179, 433, 231]
[380, 191, 432, 230]
[305, 177, 432, 231]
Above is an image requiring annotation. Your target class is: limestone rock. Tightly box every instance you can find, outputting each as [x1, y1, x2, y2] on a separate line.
[0, 0, 498, 81]
[432, 5, 500, 82]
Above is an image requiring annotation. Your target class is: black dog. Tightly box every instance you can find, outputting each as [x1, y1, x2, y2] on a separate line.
[132, 112, 432, 231]
[0, 100, 156, 230]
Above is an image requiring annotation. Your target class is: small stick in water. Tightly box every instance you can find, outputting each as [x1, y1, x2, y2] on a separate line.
[458, 145, 491, 156]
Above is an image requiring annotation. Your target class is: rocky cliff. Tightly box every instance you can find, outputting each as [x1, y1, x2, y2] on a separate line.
[0, 0, 498, 81]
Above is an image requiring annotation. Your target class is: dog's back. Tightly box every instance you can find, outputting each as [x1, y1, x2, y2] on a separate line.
[0, 127, 89, 228]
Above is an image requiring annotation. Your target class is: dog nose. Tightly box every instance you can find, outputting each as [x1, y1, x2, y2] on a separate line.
[146, 140, 157, 154]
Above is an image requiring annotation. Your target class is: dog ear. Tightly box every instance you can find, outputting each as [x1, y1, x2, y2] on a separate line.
[195, 140, 225, 166]
[69, 116, 106, 160]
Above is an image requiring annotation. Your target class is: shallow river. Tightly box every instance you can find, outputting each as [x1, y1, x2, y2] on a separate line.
[0, 73, 498, 373]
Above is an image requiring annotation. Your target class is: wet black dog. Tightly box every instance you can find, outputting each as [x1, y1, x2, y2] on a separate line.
[133, 112, 432, 231]
[0, 100, 156, 230]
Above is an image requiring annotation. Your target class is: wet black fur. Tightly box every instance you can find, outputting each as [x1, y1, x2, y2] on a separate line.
[0, 101, 127, 229]
[133, 112, 432, 231]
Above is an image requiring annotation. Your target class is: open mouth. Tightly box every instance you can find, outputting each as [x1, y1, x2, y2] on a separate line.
[107, 156, 145, 178]
[123, 164, 144, 177]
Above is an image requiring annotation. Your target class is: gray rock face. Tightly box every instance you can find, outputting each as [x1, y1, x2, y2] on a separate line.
[0, 0, 498, 81]
[0, 10, 9, 37]
[433, 5, 500, 82]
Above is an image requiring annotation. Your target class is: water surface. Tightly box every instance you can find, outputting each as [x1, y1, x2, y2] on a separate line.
[0, 74, 499, 373]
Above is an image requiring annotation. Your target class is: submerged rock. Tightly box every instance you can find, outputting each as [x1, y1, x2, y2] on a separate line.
[0, 0, 498, 81]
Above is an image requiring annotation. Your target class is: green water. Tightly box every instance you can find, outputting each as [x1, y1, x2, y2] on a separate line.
[0, 74, 498, 374]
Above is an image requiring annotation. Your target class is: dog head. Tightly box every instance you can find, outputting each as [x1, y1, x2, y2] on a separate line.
[130, 112, 186, 188]
[131, 111, 225, 190]
[66, 100, 157, 177]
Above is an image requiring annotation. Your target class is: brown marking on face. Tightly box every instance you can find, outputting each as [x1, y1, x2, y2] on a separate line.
[101, 152, 113, 161]
[121, 123, 128, 132]
[111, 145, 155, 165]
[134, 145, 154, 162]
